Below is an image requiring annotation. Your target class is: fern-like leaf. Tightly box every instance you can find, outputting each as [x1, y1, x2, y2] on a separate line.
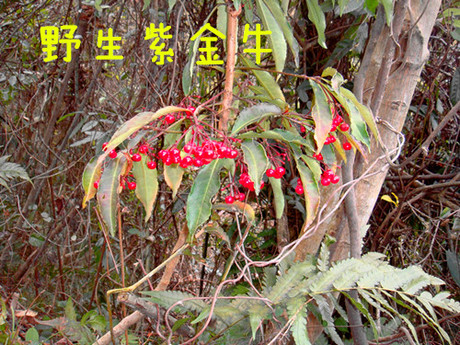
[0, 155, 31, 190]
[141, 290, 207, 313]
[268, 261, 314, 303]
[312, 295, 343, 345]
[286, 296, 311, 345]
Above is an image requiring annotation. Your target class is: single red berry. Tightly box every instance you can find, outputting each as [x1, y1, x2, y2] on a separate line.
[184, 143, 193, 153]
[295, 185, 304, 195]
[266, 168, 275, 177]
[275, 166, 286, 177]
[158, 150, 169, 160]
[331, 175, 340, 184]
[300, 125, 306, 133]
[247, 181, 255, 191]
[147, 161, 157, 169]
[164, 156, 173, 166]
[228, 149, 238, 159]
[204, 149, 214, 159]
[193, 158, 204, 167]
[323, 169, 334, 178]
[330, 125, 337, 132]
[102, 142, 108, 151]
[237, 192, 245, 201]
[320, 177, 331, 186]
[180, 156, 193, 167]
[138, 145, 148, 154]
[218, 146, 229, 157]
[186, 106, 196, 114]
[170, 148, 180, 156]
[172, 155, 181, 164]
[109, 149, 117, 159]
[93, 181, 99, 189]
[297, 178, 302, 185]
[132, 153, 142, 162]
[334, 115, 343, 124]
[127, 181, 136, 190]
[164, 114, 175, 124]
[225, 195, 235, 204]
[260, 181, 265, 189]
[339, 123, 350, 132]
[343, 142, 352, 150]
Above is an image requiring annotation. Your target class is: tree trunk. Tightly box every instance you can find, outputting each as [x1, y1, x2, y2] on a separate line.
[293, 0, 443, 341]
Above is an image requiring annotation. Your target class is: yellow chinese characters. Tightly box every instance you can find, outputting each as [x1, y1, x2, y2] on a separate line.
[191, 23, 226, 65]
[145, 23, 174, 65]
[243, 24, 272, 64]
[96, 28, 123, 60]
[39, 25, 81, 62]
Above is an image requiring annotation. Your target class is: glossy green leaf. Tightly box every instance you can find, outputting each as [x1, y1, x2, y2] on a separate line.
[364, 0, 378, 14]
[213, 200, 255, 222]
[262, 0, 300, 68]
[296, 158, 320, 230]
[231, 103, 281, 135]
[186, 159, 232, 240]
[268, 176, 284, 219]
[164, 164, 184, 199]
[82, 157, 102, 208]
[216, 0, 227, 37]
[306, 0, 327, 48]
[97, 155, 127, 236]
[309, 79, 333, 153]
[238, 128, 314, 151]
[132, 159, 159, 222]
[256, 0, 287, 72]
[241, 140, 269, 195]
[240, 55, 286, 103]
[336, 87, 371, 149]
[300, 155, 322, 181]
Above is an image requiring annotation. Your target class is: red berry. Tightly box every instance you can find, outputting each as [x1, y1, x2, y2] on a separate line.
[180, 156, 193, 168]
[313, 153, 323, 161]
[228, 149, 238, 159]
[333, 115, 343, 125]
[330, 125, 337, 132]
[164, 114, 175, 124]
[147, 161, 157, 169]
[343, 142, 352, 150]
[193, 158, 204, 167]
[339, 123, 350, 132]
[158, 150, 169, 160]
[323, 169, 334, 178]
[266, 168, 275, 177]
[300, 125, 306, 133]
[186, 106, 196, 114]
[102, 142, 108, 151]
[275, 166, 286, 177]
[295, 185, 304, 195]
[320, 177, 331, 186]
[109, 150, 117, 159]
[218, 146, 229, 157]
[172, 155, 181, 164]
[237, 192, 245, 201]
[331, 175, 340, 184]
[170, 148, 180, 157]
[164, 156, 173, 166]
[138, 145, 148, 154]
[93, 181, 99, 189]
[127, 181, 136, 190]
[132, 153, 142, 162]
[184, 143, 193, 153]
[204, 149, 214, 159]
[247, 181, 255, 191]
[297, 178, 302, 185]
[225, 195, 235, 204]
[260, 181, 265, 189]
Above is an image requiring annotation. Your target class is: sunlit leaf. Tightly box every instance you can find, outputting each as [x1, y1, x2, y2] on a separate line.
[268, 176, 285, 219]
[238, 128, 314, 151]
[82, 157, 102, 208]
[231, 103, 282, 135]
[203, 222, 230, 245]
[241, 140, 269, 195]
[186, 159, 232, 240]
[256, 0, 287, 72]
[380, 0, 394, 26]
[97, 155, 127, 236]
[164, 164, 184, 199]
[132, 159, 159, 222]
[213, 200, 255, 222]
[309, 79, 333, 153]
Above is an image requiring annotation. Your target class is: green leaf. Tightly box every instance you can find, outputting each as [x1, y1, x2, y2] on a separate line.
[241, 140, 269, 195]
[25, 327, 39, 343]
[256, 0, 287, 72]
[132, 159, 159, 222]
[97, 155, 127, 236]
[238, 128, 314, 151]
[296, 158, 320, 231]
[305, 0, 327, 48]
[163, 119, 184, 149]
[364, 0, 378, 14]
[164, 164, 184, 199]
[262, 0, 300, 68]
[249, 304, 269, 339]
[216, 0, 228, 37]
[309, 79, 333, 153]
[300, 155, 322, 181]
[231, 103, 282, 135]
[446, 249, 460, 287]
[142, 0, 151, 11]
[341, 291, 379, 341]
[186, 159, 232, 240]
[380, 0, 394, 26]
[82, 157, 102, 208]
[313, 295, 344, 345]
[65, 298, 77, 322]
[269, 176, 284, 219]
[0, 155, 31, 191]
[142, 290, 208, 313]
[240, 55, 286, 103]
[287, 297, 311, 345]
[202, 222, 231, 244]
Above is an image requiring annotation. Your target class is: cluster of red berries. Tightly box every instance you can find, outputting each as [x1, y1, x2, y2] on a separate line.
[265, 166, 286, 179]
[224, 192, 246, 204]
[320, 169, 340, 186]
[239, 173, 264, 192]
[295, 178, 304, 195]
